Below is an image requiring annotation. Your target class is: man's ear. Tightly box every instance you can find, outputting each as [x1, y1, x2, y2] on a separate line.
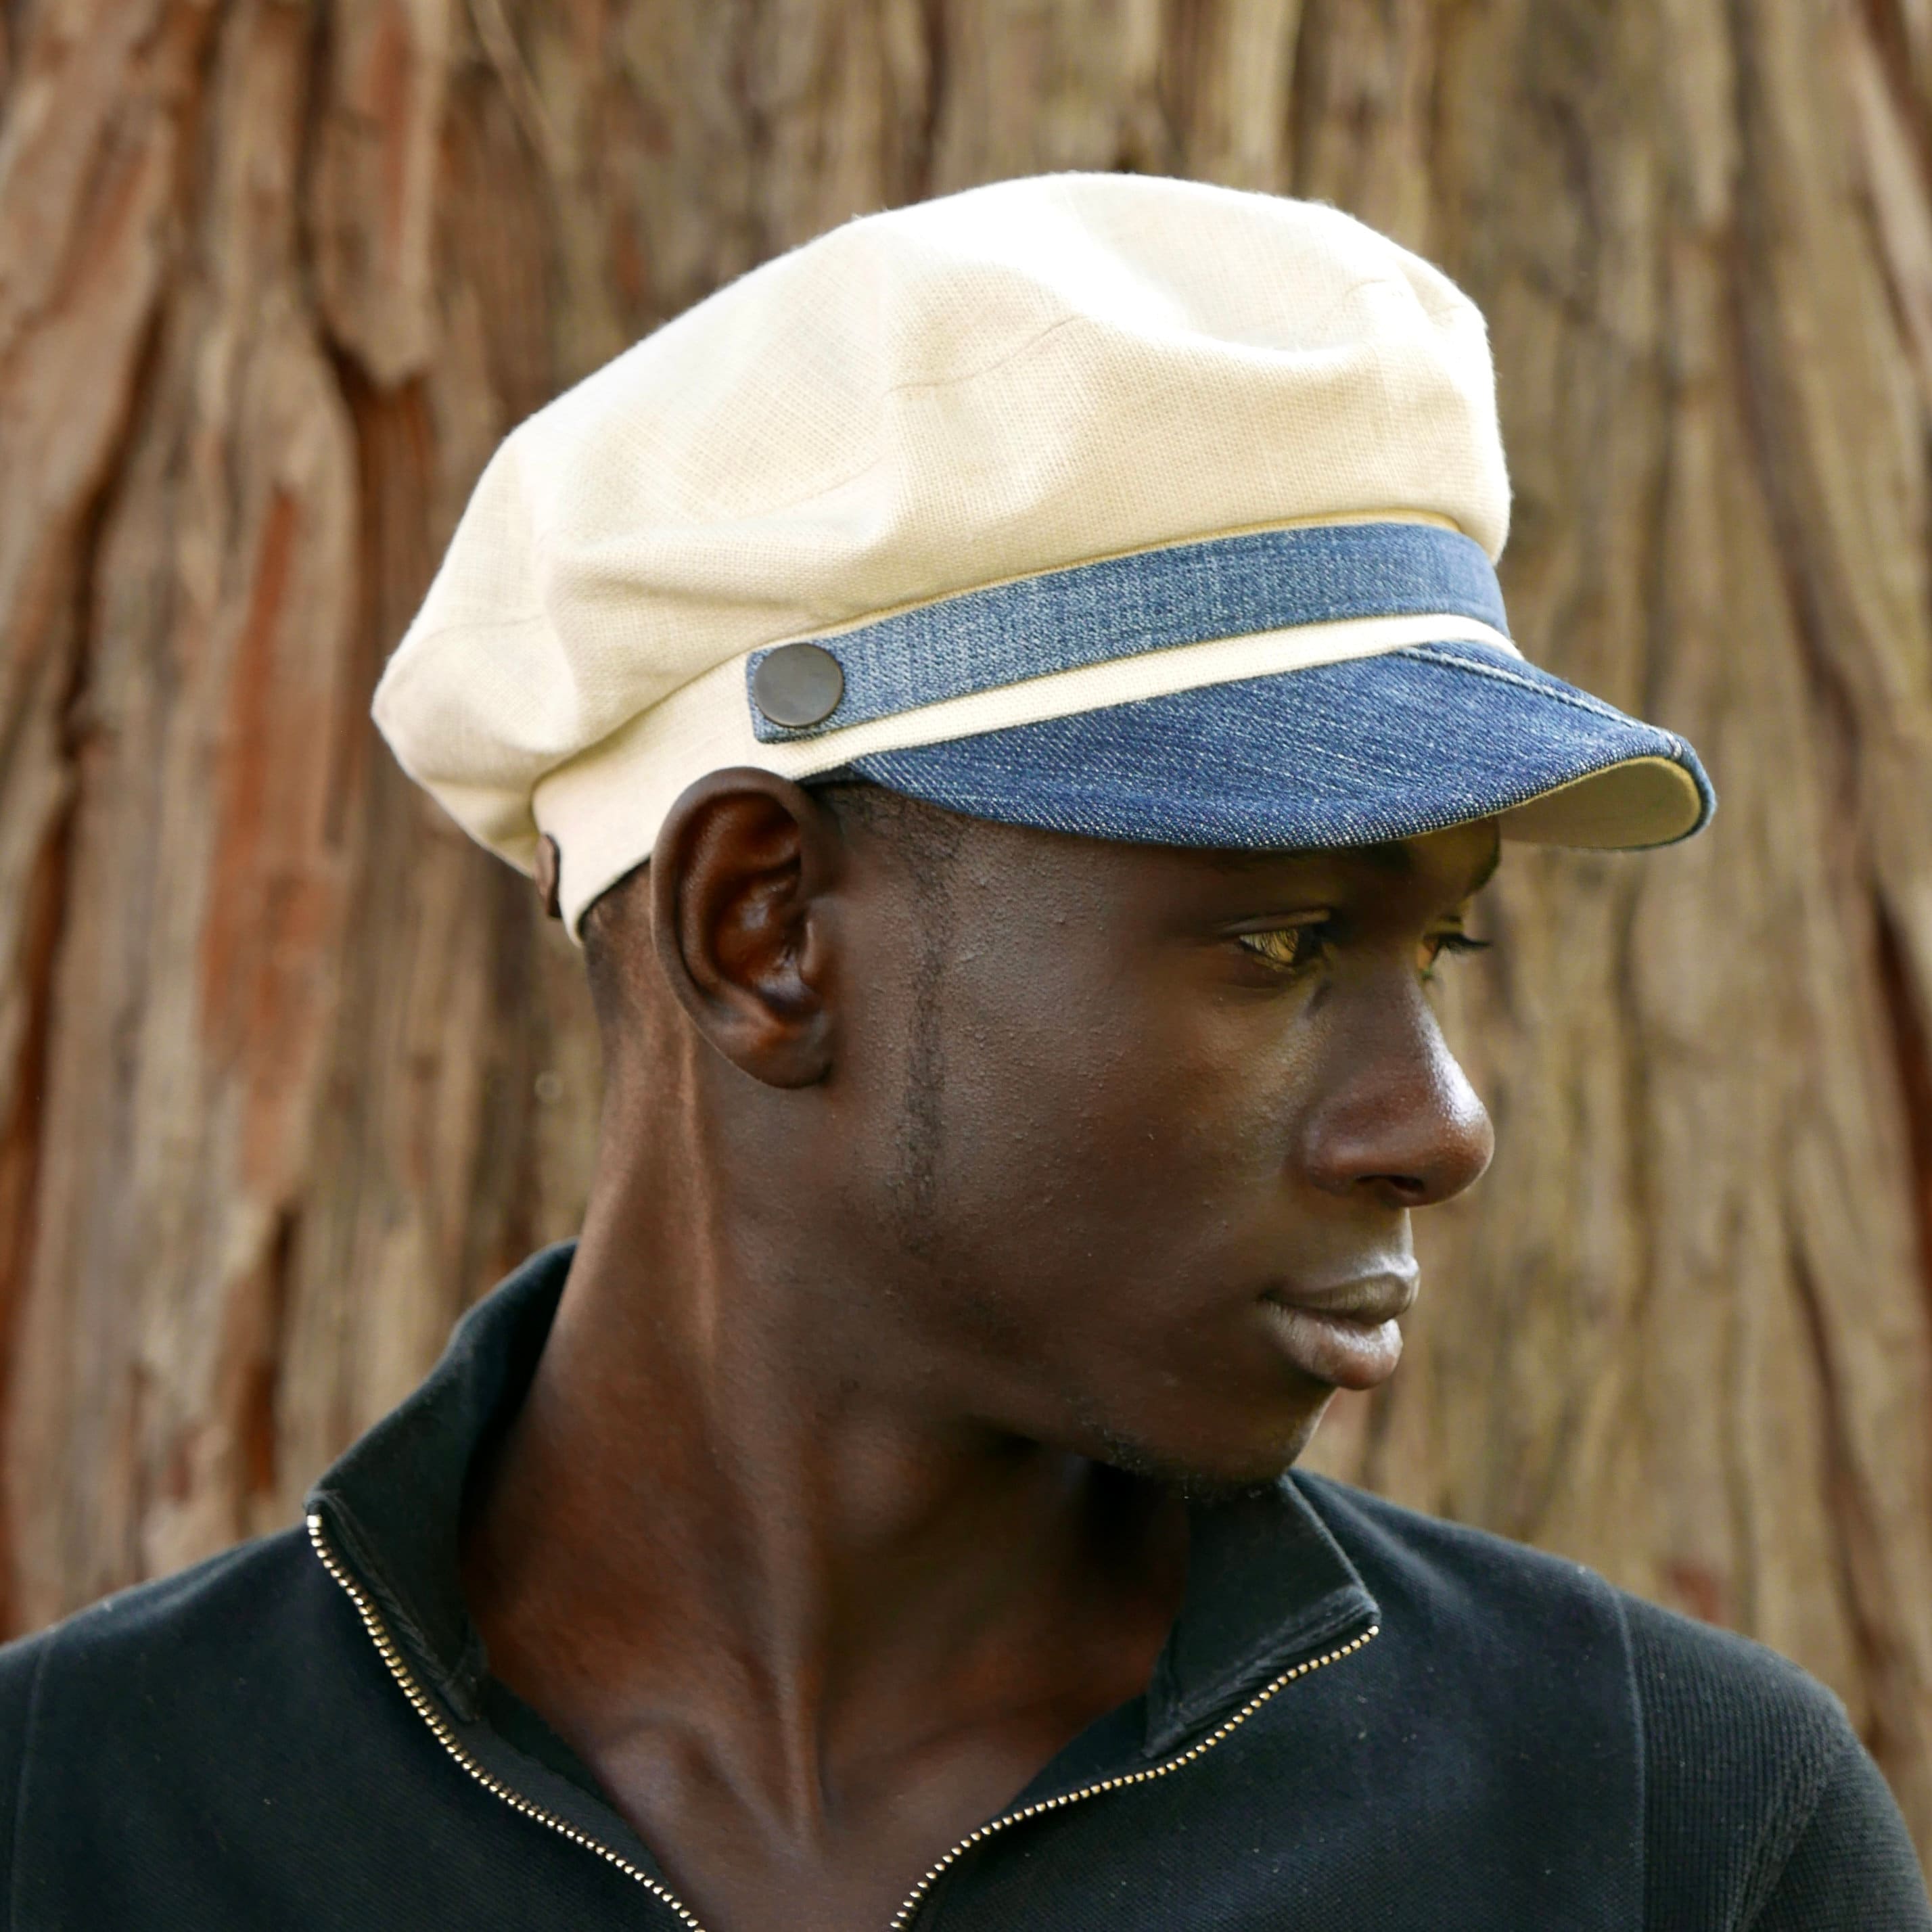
[649, 769, 842, 1088]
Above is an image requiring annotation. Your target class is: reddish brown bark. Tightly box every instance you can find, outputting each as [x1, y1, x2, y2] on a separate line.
[1, 0, 1929, 1860]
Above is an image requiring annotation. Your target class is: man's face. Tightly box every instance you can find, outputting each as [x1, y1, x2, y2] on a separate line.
[816, 809, 1499, 1488]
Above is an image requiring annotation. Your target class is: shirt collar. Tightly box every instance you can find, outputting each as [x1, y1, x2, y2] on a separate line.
[306, 1242, 570, 1720]
[306, 1241, 1381, 1755]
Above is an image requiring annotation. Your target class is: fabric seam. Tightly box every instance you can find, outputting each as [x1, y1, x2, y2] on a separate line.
[315, 1494, 483, 1718]
[1728, 1712, 1854, 1929]
[1147, 1587, 1372, 1754]
[512, 311, 1101, 572]
[390, 513, 1484, 668]
[7, 1628, 51, 1932]
[1610, 1590, 1649, 1931]
[1397, 644, 1636, 725]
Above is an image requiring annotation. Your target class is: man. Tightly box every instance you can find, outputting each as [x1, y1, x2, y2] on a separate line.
[0, 175, 1925, 1930]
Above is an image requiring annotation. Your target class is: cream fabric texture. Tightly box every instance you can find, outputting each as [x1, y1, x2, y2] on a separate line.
[374, 173, 1515, 933]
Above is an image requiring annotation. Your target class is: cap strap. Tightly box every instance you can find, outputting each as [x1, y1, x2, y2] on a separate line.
[745, 521, 1511, 743]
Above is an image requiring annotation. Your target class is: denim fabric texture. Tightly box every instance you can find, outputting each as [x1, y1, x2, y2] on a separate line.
[850, 638, 1716, 850]
[746, 523, 1510, 743]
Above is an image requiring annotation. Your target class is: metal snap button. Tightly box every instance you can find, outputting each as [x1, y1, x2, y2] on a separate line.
[752, 642, 845, 729]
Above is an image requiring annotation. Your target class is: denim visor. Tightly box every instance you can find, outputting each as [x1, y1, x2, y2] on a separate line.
[844, 639, 1713, 852]
[748, 524, 1713, 852]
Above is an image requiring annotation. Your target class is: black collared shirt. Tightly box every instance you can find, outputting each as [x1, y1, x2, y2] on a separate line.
[1, 1243, 1925, 1929]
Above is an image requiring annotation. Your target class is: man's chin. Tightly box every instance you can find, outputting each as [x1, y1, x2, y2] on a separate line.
[1084, 1404, 1329, 1500]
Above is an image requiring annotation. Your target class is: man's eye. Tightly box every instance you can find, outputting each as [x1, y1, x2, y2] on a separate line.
[1237, 923, 1329, 970]
[1419, 929, 1493, 978]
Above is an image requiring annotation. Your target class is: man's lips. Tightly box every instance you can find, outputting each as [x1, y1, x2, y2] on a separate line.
[1258, 1266, 1419, 1390]
[1267, 1266, 1419, 1326]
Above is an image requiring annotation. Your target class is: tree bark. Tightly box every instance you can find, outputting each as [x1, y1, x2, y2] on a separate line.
[2, 0, 1929, 1859]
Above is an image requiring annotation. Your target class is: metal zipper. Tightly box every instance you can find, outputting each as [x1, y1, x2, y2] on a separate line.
[886, 1619, 1379, 1928]
[306, 1513, 708, 1929]
[309, 1509, 1377, 1932]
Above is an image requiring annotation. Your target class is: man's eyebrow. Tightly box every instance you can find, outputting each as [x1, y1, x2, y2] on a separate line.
[1374, 829, 1502, 899]
[1200, 829, 1502, 892]
[1357, 843, 1415, 878]
[1203, 840, 1413, 877]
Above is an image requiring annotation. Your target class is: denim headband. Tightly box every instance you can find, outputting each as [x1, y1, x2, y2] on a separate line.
[745, 522, 1510, 745]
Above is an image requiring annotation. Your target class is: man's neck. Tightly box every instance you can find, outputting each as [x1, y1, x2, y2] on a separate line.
[457, 1180, 1186, 1932]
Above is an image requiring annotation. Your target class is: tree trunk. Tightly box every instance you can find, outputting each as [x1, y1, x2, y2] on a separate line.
[3, 0, 1930, 1858]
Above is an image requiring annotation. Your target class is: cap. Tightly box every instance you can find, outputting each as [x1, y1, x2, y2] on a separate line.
[373, 173, 1711, 936]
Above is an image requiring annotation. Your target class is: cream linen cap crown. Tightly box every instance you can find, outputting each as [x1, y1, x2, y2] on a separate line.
[375, 172, 1706, 936]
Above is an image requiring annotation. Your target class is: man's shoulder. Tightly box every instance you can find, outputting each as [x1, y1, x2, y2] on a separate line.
[1299, 1470, 1848, 1728]
[0, 1525, 421, 1922]
[1297, 1469, 1847, 1728]
[1615, 1581, 1849, 1761]
[0, 1523, 322, 1684]
[1613, 1588, 1923, 1925]
[0, 1525, 346, 1776]
[1296, 1474, 1928, 1927]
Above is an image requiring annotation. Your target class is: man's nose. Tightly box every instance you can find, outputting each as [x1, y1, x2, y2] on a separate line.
[1297, 988, 1495, 1209]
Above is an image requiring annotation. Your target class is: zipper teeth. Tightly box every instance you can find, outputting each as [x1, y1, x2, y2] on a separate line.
[886, 1619, 1379, 1929]
[306, 1514, 709, 1930]
[308, 1510, 1377, 1932]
